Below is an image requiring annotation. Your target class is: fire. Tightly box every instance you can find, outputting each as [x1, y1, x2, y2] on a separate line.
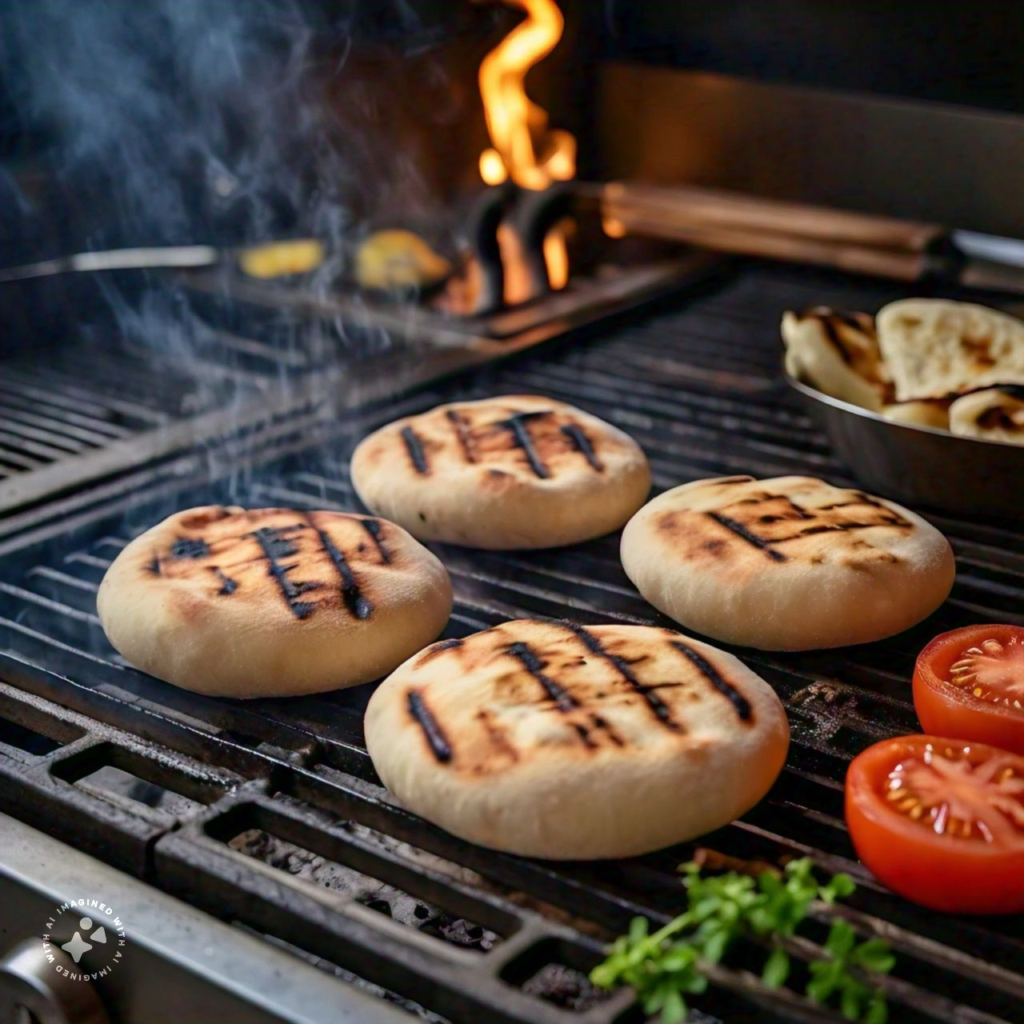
[477, 0, 575, 190]
[477, 0, 575, 293]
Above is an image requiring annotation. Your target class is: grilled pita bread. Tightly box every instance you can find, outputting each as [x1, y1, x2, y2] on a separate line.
[365, 619, 789, 859]
[881, 399, 951, 430]
[782, 307, 889, 411]
[97, 506, 452, 698]
[949, 387, 1024, 445]
[351, 396, 650, 549]
[620, 476, 954, 651]
[877, 299, 1024, 401]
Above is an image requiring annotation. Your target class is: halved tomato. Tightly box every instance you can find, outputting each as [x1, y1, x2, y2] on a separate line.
[913, 625, 1024, 755]
[845, 735, 1024, 913]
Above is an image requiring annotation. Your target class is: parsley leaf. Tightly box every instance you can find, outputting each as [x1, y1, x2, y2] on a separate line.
[589, 858, 895, 1024]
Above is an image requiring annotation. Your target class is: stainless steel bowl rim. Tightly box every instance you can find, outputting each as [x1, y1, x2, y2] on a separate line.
[784, 368, 1024, 453]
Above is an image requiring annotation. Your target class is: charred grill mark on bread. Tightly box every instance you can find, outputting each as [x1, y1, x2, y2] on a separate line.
[446, 409, 477, 463]
[571, 721, 599, 749]
[706, 511, 789, 562]
[507, 641, 578, 712]
[306, 514, 373, 620]
[475, 707, 519, 763]
[171, 537, 210, 559]
[814, 311, 850, 363]
[560, 423, 604, 471]
[359, 518, 390, 563]
[211, 567, 238, 595]
[590, 712, 625, 746]
[416, 637, 465, 665]
[401, 425, 430, 475]
[249, 524, 321, 620]
[702, 490, 910, 560]
[671, 641, 753, 722]
[408, 690, 452, 763]
[564, 623, 681, 732]
[499, 411, 550, 479]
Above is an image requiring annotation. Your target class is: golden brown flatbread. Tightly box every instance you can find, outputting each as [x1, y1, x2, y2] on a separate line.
[782, 307, 890, 411]
[620, 476, 955, 650]
[877, 299, 1024, 401]
[97, 506, 452, 697]
[351, 395, 650, 549]
[365, 619, 789, 858]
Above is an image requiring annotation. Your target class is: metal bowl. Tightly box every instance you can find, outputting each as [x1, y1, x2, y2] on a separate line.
[785, 371, 1024, 519]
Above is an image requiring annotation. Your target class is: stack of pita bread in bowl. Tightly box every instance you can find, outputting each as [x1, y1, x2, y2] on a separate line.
[783, 299, 1024, 444]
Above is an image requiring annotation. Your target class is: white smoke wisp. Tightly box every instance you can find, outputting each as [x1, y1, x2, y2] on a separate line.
[3, 0, 464, 506]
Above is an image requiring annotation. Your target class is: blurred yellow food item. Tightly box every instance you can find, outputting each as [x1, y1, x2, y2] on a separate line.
[356, 230, 451, 290]
[240, 239, 324, 279]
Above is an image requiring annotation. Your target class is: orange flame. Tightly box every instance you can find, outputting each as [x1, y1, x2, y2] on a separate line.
[477, 0, 575, 293]
[477, 0, 575, 190]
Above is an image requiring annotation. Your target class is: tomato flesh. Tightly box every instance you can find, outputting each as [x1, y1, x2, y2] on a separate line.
[914, 625, 1024, 755]
[845, 735, 1024, 913]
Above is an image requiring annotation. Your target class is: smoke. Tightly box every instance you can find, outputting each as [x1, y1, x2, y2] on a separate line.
[1, 0, 474, 511]
[4, 0, 352, 247]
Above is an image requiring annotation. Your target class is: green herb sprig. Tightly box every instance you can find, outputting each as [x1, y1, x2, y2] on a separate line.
[590, 858, 894, 1024]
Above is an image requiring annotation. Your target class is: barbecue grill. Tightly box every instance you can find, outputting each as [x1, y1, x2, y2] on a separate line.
[3, 3, 1024, 1023]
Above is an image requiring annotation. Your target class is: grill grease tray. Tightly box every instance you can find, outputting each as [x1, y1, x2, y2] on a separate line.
[0, 264, 1022, 1023]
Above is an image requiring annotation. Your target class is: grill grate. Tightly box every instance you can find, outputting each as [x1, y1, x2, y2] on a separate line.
[0, 263, 1022, 1023]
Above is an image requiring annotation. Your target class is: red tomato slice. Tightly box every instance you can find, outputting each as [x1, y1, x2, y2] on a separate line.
[914, 625, 1024, 755]
[845, 735, 1024, 913]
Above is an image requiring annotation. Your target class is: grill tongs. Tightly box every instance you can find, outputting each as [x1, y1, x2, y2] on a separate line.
[593, 182, 1024, 294]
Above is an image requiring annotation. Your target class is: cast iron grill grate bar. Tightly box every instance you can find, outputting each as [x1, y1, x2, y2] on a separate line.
[0, 264, 1022, 1023]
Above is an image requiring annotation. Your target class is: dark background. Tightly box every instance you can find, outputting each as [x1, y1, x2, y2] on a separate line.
[0, 0, 1022, 263]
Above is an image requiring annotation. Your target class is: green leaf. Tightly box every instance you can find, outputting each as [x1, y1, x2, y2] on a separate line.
[785, 858, 814, 882]
[840, 980, 867, 1021]
[864, 991, 889, 1024]
[682, 972, 709, 995]
[628, 916, 649, 943]
[659, 988, 687, 1024]
[807, 972, 840, 1004]
[851, 939, 896, 975]
[827, 873, 857, 900]
[700, 927, 731, 965]
[825, 919, 857, 958]
[762, 946, 791, 989]
[591, 859, 894, 1024]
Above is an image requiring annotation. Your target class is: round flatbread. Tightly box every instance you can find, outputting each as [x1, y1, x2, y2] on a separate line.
[949, 386, 1024, 445]
[350, 395, 650, 549]
[782, 307, 889, 412]
[620, 476, 955, 651]
[364, 619, 790, 859]
[97, 506, 452, 698]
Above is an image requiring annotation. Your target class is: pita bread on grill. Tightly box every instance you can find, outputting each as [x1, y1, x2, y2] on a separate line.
[97, 506, 452, 698]
[620, 476, 954, 651]
[351, 395, 650, 549]
[364, 619, 789, 859]
[877, 299, 1024, 401]
[782, 308, 889, 411]
[949, 387, 1024, 445]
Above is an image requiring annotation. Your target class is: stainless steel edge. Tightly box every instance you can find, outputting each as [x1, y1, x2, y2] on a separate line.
[784, 371, 1024, 518]
[0, 812, 411, 1024]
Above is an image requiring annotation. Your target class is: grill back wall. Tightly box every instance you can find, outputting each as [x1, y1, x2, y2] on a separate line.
[1, 263, 1022, 1024]
[586, 0, 1024, 237]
